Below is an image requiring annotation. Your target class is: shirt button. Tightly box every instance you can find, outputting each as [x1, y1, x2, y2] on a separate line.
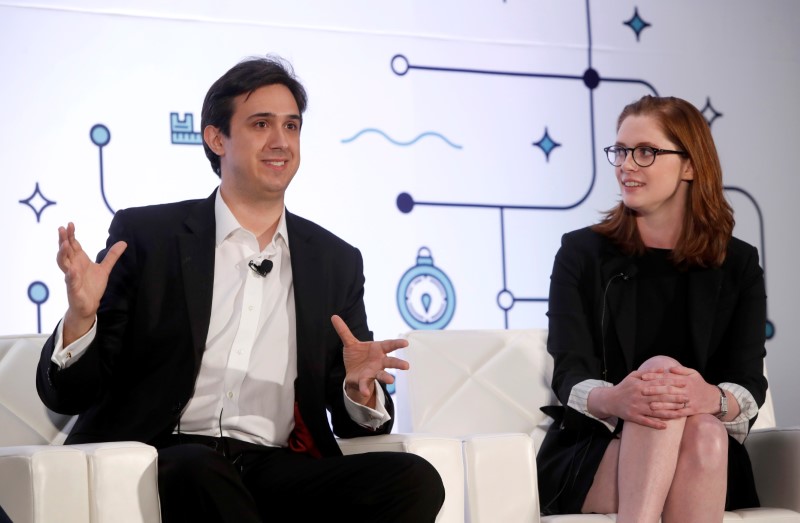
[227, 391, 234, 399]
[248, 305, 254, 311]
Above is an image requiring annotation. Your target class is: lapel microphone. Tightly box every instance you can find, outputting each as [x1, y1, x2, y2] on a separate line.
[600, 265, 638, 381]
[248, 259, 273, 277]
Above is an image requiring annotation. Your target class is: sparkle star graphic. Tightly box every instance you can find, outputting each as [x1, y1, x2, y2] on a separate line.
[19, 182, 57, 223]
[624, 7, 652, 41]
[533, 127, 561, 162]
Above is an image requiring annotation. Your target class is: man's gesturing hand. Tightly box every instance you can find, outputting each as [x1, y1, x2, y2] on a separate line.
[58, 222, 126, 346]
[331, 315, 410, 408]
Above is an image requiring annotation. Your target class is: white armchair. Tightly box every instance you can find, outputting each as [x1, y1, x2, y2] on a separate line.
[397, 328, 800, 523]
[0, 334, 464, 523]
[0, 334, 161, 523]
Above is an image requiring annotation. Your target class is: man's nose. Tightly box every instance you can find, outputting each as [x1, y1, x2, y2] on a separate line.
[267, 128, 288, 150]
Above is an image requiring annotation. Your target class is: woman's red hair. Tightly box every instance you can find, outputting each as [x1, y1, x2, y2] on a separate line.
[593, 95, 734, 268]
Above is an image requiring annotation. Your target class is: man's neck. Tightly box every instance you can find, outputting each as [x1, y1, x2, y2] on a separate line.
[219, 186, 284, 250]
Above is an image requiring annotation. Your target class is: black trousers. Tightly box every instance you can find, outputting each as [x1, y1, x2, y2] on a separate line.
[155, 434, 445, 523]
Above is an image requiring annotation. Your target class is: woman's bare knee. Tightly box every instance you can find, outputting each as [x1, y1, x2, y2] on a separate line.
[679, 415, 728, 471]
[638, 355, 680, 372]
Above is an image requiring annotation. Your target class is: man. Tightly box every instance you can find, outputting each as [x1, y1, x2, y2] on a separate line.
[37, 55, 444, 522]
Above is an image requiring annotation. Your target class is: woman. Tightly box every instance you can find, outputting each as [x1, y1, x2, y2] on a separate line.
[536, 95, 767, 522]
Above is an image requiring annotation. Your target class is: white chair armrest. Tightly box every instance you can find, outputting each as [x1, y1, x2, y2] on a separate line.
[71, 442, 161, 523]
[338, 434, 464, 523]
[0, 445, 90, 523]
[745, 427, 800, 512]
[463, 433, 539, 523]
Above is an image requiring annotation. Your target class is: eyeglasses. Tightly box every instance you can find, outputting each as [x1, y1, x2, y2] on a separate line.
[603, 145, 688, 167]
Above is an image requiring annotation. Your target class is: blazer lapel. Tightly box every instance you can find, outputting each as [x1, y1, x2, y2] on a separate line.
[178, 191, 217, 361]
[286, 211, 326, 386]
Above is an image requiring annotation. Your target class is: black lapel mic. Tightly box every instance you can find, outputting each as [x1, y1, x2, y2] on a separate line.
[600, 265, 637, 381]
[248, 259, 273, 277]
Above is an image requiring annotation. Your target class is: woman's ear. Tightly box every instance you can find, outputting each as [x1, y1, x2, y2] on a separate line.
[682, 159, 694, 182]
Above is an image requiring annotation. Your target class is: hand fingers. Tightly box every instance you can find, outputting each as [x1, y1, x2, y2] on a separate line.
[642, 384, 686, 395]
[99, 241, 127, 271]
[66, 222, 82, 251]
[630, 415, 667, 430]
[58, 225, 68, 246]
[381, 355, 410, 372]
[359, 376, 372, 397]
[331, 315, 358, 346]
[648, 400, 688, 411]
[379, 338, 409, 354]
[376, 369, 396, 384]
[627, 369, 649, 380]
[667, 365, 696, 376]
[640, 371, 689, 384]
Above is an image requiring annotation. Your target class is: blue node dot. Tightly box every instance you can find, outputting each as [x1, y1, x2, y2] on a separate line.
[583, 68, 600, 89]
[397, 192, 415, 213]
[90, 124, 111, 147]
[28, 281, 49, 305]
[765, 320, 775, 340]
[391, 54, 409, 76]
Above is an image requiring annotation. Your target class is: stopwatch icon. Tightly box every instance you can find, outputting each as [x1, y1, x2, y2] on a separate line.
[397, 247, 456, 330]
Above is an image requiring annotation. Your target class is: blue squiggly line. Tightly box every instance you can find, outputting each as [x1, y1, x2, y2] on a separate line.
[341, 128, 462, 149]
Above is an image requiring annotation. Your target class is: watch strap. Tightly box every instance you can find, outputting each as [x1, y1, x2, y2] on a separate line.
[715, 385, 728, 419]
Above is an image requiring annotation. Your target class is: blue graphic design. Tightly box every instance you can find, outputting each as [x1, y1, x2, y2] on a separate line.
[532, 127, 561, 161]
[171, 112, 203, 145]
[392, 0, 773, 336]
[724, 186, 774, 340]
[27, 281, 49, 334]
[19, 182, 56, 223]
[701, 97, 723, 127]
[341, 128, 462, 149]
[397, 248, 456, 330]
[90, 123, 115, 215]
[624, 7, 651, 41]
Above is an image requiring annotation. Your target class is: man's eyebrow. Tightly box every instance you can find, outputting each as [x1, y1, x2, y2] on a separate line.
[248, 112, 302, 121]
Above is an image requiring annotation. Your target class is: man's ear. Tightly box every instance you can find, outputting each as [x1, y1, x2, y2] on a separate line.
[203, 125, 225, 156]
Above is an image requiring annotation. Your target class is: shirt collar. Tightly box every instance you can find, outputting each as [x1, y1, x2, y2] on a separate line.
[214, 188, 289, 250]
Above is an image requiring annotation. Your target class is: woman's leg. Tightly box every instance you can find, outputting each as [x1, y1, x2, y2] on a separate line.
[583, 355, 686, 522]
[615, 408, 686, 522]
[662, 414, 728, 523]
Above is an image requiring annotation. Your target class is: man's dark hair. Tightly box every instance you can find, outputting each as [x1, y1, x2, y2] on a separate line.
[201, 55, 308, 176]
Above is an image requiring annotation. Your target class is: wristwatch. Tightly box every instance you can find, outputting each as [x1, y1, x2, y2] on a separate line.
[715, 386, 728, 419]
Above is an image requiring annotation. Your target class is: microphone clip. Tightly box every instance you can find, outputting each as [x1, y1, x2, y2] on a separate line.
[248, 259, 273, 277]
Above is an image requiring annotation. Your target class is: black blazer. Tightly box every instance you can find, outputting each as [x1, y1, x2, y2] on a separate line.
[545, 227, 768, 430]
[36, 191, 392, 457]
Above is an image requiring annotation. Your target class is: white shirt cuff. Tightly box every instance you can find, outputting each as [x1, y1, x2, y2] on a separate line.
[50, 317, 97, 369]
[342, 380, 392, 430]
[568, 379, 617, 432]
[719, 382, 759, 444]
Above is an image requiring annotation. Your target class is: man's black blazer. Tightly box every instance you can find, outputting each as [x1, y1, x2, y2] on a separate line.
[545, 226, 768, 427]
[36, 191, 392, 457]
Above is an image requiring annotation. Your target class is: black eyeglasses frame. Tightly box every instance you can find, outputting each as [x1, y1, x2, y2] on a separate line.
[603, 145, 688, 168]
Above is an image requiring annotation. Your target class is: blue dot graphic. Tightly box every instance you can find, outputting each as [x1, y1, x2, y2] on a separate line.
[28, 281, 49, 305]
[396, 192, 415, 213]
[90, 124, 111, 147]
[766, 320, 775, 340]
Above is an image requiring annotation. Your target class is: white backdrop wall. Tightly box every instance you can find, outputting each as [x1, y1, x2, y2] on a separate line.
[2, 1, 799, 425]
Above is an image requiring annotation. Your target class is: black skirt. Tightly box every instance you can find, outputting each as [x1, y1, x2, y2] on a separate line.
[536, 410, 760, 515]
